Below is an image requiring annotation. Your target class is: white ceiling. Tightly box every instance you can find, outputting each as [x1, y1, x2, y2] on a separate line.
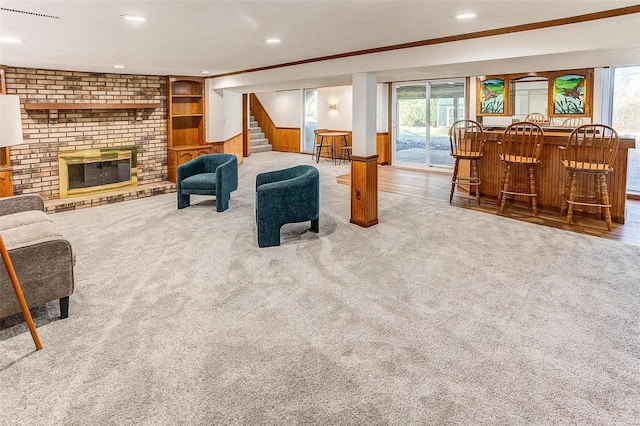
[1, 1, 639, 92]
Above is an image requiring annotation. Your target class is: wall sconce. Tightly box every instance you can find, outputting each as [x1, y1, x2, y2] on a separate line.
[329, 104, 337, 111]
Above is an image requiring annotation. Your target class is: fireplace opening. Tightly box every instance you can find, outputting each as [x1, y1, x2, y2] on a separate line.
[58, 147, 138, 198]
[68, 159, 131, 190]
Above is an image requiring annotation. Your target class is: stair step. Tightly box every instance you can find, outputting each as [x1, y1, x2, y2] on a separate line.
[251, 138, 270, 146]
[250, 132, 265, 140]
[249, 126, 262, 133]
[251, 144, 273, 154]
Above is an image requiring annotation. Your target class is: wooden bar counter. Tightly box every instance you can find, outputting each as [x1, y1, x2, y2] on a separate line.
[478, 128, 636, 224]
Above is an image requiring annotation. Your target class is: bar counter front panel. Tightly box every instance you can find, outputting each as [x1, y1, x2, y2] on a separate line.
[475, 129, 636, 224]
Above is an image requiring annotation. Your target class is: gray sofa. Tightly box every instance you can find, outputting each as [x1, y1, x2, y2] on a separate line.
[0, 194, 74, 319]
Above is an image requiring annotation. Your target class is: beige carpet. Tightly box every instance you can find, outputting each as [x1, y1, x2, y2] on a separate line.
[1, 152, 639, 425]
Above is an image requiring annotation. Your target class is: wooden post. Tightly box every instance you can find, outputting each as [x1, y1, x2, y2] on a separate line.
[350, 155, 379, 227]
[351, 72, 379, 227]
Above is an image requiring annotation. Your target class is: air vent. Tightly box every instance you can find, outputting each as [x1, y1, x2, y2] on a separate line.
[0, 7, 60, 19]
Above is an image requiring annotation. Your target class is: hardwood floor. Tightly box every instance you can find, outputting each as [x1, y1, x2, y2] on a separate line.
[337, 165, 640, 246]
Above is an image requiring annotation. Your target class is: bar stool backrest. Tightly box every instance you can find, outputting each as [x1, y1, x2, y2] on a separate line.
[313, 128, 328, 145]
[449, 120, 484, 155]
[500, 122, 545, 161]
[525, 113, 550, 124]
[561, 117, 585, 127]
[565, 124, 619, 169]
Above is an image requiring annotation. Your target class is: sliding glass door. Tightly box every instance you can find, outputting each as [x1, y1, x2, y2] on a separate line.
[611, 65, 640, 194]
[392, 79, 465, 168]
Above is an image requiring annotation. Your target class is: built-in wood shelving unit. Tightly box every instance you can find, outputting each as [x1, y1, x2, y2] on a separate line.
[167, 76, 211, 183]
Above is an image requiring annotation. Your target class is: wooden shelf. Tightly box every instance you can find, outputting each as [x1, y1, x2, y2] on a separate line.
[24, 102, 162, 111]
[24, 102, 162, 122]
[167, 76, 206, 183]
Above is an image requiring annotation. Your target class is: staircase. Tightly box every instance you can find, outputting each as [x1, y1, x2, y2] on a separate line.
[249, 115, 272, 154]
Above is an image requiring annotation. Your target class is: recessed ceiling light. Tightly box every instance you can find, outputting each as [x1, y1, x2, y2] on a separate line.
[456, 13, 477, 20]
[201, 70, 210, 74]
[120, 14, 146, 22]
[1, 37, 22, 43]
[265, 38, 281, 44]
[114, 65, 126, 69]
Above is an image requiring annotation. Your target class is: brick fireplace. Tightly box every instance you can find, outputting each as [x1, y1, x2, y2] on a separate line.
[3, 67, 174, 211]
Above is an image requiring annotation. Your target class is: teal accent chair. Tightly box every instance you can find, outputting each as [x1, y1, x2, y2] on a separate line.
[255, 165, 320, 248]
[177, 154, 238, 211]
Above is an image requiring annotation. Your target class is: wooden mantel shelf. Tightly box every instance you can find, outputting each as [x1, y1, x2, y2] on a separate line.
[24, 102, 162, 121]
[24, 102, 162, 110]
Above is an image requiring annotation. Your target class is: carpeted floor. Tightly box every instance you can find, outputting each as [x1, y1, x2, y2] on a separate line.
[1, 151, 639, 425]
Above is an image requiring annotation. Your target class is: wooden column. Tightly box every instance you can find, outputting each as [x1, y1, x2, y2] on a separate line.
[242, 94, 250, 157]
[350, 155, 379, 227]
[351, 72, 378, 227]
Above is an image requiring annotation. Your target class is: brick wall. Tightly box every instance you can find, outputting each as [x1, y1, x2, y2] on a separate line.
[4, 67, 167, 200]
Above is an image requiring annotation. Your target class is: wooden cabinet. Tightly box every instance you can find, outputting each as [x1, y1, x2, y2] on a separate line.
[0, 166, 12, 197]
[167, 145, 217, 183]
[0, 66, 13, 197]
[167, 76, 211, 182]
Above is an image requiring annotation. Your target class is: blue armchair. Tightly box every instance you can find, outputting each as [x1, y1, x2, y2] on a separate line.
[177, 154, 238, 212]
[255, 165, 320, 248]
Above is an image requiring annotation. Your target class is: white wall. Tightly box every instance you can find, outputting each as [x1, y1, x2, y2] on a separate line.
[255, 91, 302, 127]
[223, 90, 243, 140]
[206, 80, 243, 142]
[377, 84, 389, 133]
[206, 83, 224, 141]
[318, 86, 352, 130]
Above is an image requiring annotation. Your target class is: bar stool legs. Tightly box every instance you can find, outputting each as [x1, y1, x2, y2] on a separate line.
[449, 159, 459, 203]
[600, 175, 613, 231]
[563, 172, 613, 231]
[472, 159, 480, 205]
[499, 163, 539, 216]
[499, 164, 511, 214]
[529, 166, 538, 216]
[449, 158, 482, 205]
[566, 171, 578, 225]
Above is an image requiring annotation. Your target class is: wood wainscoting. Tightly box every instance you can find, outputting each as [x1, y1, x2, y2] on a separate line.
[273, 128, 301, 152]
[377, 133, 390, 164]
[223, 133, 244, 164]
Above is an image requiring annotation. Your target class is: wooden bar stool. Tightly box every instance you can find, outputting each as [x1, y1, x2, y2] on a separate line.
[312, 129, 331, 162]
[560, 124, 619, 230]
[448, 119, 485, 205]
[338, 133, 351, 165]
[498, 122, 544, 215]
